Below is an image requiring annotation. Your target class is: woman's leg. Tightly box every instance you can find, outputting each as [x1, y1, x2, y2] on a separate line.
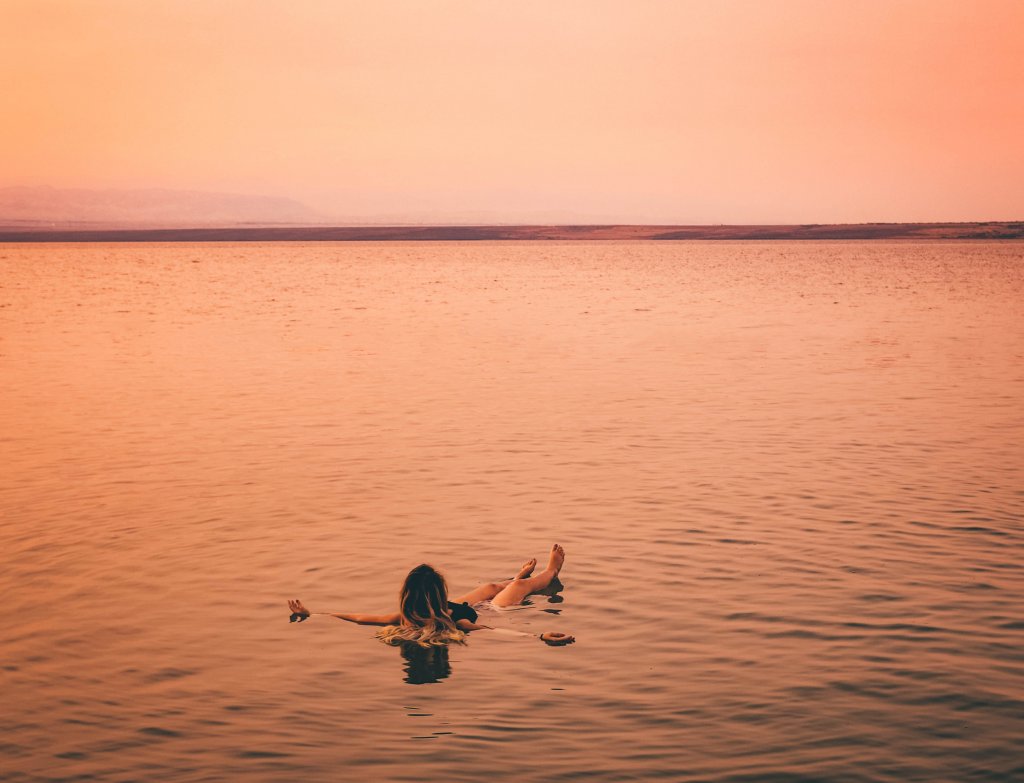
[451, 557, 537, 605]
[491, 544, 565, 608]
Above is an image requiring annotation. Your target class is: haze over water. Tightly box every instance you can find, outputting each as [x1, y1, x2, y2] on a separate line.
[2, 240, 1022, 782]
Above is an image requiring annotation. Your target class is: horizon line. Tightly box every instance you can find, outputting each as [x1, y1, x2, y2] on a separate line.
[1, 221, 1022, 243]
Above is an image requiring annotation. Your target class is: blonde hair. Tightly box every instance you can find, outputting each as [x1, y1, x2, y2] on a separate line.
[377, 564, 466, 647]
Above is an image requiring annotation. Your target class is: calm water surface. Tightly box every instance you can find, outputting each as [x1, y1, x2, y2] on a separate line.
[2, 241, 1023, 783]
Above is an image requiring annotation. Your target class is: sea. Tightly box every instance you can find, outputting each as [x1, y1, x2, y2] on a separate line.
[2, 240, 1022, 782]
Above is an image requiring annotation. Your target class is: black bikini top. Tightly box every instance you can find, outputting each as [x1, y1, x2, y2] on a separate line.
[448, 601, 478, 624]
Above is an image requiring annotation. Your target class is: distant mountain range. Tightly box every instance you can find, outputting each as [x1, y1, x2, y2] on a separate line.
[1, 187, 1021, 240]
[0, 186, 323, 227]
[0, 187, 621, 227]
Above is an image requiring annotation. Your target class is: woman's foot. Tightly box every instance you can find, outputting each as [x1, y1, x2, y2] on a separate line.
[490, 545, 566, 608]
[515, 558, 537, 580]
[546, 544, 565, 576]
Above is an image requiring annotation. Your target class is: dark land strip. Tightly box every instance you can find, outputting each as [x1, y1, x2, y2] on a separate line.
[1, 222, 1022, 242]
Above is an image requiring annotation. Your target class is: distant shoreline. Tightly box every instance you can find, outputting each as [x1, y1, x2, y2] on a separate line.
[1, 222, 1021, 242]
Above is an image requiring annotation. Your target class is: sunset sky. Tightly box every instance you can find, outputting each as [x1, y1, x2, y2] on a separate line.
[2, 0, 1022, 223]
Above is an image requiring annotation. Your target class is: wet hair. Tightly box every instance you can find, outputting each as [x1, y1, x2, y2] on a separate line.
[377, 564, 466, 647]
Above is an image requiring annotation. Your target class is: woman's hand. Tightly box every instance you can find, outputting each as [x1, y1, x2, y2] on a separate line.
[540, 631, 574, 646]
[288, 599, 311, 622]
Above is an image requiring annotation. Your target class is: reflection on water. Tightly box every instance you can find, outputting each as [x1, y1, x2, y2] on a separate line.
[1, 240, 1022, 782]
[398, 642, 453, 685]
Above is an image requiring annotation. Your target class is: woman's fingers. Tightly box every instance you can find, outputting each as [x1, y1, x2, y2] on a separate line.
[540, 631, 575, 646]
[288, 599, 307, 623]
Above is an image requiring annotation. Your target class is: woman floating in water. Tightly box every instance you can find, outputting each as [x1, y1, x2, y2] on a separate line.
[288, 544, 573, 646]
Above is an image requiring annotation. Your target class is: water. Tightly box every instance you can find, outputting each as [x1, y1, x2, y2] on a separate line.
[2, 241, 1022, 783]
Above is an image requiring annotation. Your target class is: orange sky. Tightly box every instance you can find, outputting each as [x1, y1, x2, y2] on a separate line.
[2, 0, 1022, 223]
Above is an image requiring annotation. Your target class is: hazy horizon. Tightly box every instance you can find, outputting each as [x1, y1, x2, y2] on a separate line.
[2, 1, 1022, 224]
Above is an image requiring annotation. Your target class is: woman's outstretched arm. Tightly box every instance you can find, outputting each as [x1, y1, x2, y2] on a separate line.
[288, 599, 400, 626]
[455, 619, 494, 632]
[455, 618, 574, 645]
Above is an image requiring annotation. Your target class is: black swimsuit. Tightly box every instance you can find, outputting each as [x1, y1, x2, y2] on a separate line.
[448, 601, 478, 624]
